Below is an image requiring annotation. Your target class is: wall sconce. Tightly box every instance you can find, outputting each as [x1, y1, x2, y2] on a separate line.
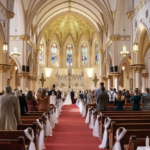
[122, 66, 125, 70]
[15, 66, 18, 70]
[3, 43, 8, 53]
[133, 43, 138, 53]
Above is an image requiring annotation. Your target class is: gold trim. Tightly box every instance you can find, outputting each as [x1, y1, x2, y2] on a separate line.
[109, 35, 120, 41]
[111, 73, 122, 78]
[130, 64, 146, 73]
[102, 77, 107, 81]
[0, 64, 11, 72]
[36, 49, 41, 53]
[19, 35, 30, 41]
[142, 73, 149, 78]
[126, 11, 135, 20]
[18, 72, 29, 78]
[99, 49, 103, 53]
[107, 75, 112, 79]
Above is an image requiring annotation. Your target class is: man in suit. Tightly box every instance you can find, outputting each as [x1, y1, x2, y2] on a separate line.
[71, 90, 75, 104]
[94, 82, 104, 98]
[97, 87, 109, 111]
[48, 87, 56, 97]
[0, 86, 21, 130]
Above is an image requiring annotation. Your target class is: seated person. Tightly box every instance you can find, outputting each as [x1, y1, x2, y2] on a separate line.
[142, 88, 150, 111]
[115, 90, 125, 111]
[131, 88, 141, 111]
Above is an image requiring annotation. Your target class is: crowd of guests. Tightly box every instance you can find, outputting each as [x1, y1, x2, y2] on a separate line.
[79, 82, 150, 111]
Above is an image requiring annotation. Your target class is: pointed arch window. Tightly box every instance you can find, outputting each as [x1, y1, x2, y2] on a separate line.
[95, 41, 99, 65]
[66, 44, 72, 66]
[39, 40, 44, 64]
[51, 43, 58, 66]
[82, 43, 88, 66]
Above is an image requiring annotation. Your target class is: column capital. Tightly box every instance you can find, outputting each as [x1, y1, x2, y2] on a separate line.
[142, 73, 149, 78]
[111, 73, 122, 78]
[109, 35, 120, 41]
[6, 11, 15, 19]
[0, 64, 11, 73]
[130, 64, 146, 73]
[36, 49, 41, 53]
[60, 54, 64, 58]
[27, 75, 37, 80]
[19, 35, 30, 41]
[18, 72, 29, 78]
[107, 75, 112, 79]
[75, 55, 79, 58]
[99, 49, 103, 53]
[126, 10, 135, 20]
[89, 53, 92, 56]
[102, 77, 107, 81]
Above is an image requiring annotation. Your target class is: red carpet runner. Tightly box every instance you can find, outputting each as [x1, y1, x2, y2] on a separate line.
[45, 104, 104, 150]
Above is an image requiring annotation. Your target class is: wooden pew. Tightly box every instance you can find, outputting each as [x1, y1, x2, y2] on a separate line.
[108, 122, 150, 150]
[111, 129, 150, 150]
[0, 136, 27, 150]
[125, 136, 145, 150]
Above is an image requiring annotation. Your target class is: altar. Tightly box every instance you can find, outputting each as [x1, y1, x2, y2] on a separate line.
[55, 65, 84, 98]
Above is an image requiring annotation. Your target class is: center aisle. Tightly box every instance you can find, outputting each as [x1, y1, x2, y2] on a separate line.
[45, 104, 104, 150]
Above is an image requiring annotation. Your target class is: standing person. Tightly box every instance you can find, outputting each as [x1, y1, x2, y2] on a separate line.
[26, 91, 37, 111]
[37, 89, 50, 111]
[50, 91, 57, 104]
[94, 82, 104, 98]
[122, 89, 126, 96]
[63, 90, 72, 105]
[125, 90, 131, 104]
[114, 88, 118, 94]
[56, 90, 60, 100]
[115, 90, 125, 111]
[96, 87, 109, 111]
[131, 88, 141, 111]
[58, 90, 62, 98]
[141, 88, 150, 110]
[0, 86, 21, 130]
[87, 90, 93, 104]
[15, 90, 28, 116]
[79, 90, 84, 99]
[48, 87, 56, 97]
[83, 90, 88, 102]
[71, 89, 75, 104]
[108, 88, 117, 103]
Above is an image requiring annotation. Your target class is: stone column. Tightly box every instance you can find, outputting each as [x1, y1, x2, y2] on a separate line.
[60, 55, 64, 68]
[0, 64, 11, 91]
[107, 75, 112, 91]
[142, 73, 149, 93]
[112, 73, 121, 91]
[18, 72, 29, 93]
[99, 49, 103, 77]
[130, 64, 145, 90]
[89, 53, 92, 67]
[75, 55, 78, 68]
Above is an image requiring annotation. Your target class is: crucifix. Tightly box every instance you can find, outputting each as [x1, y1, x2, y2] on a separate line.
[92, 74, 99, 87]
[39, 73, 46, 87]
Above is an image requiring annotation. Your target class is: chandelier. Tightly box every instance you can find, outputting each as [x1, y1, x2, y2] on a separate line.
[120, 44, 129, 57]
[11, 46, 21, 57]
[133, 43, 138, 53]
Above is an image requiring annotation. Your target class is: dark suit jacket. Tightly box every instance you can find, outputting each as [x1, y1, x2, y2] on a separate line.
[97, 92, 109, 111]
[48, 90, 56, 97]
[71, 91, 74, 99]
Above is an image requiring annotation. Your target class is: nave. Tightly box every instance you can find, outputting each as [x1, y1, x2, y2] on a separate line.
[45, 104, 102, 150]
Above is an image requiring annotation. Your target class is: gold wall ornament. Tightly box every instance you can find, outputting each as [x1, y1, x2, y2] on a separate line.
[19, 35, 30, 41]
[6, 11, 15, 19]
[0, 64, 11, 73]
[109, 35, 120, 41]
[39, 73, 46, 87]
[92, 74, 99, 87]
[142, 73, 149, 78]
[36, 49, 41, 53]
[18, 72, 29, 78]
[99, 49, 103, 53]
[130, 64, 146, 73]
[111, 73, 122, 78]
[107, 75, 112, 79]
[126, 11, 135, 20]
[102, 77, 107, 81]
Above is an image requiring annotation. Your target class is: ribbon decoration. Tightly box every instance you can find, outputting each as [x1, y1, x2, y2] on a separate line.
[43, 113, 52, 136]
[85, 108, 91, 123]
[89, 109, 96, 129]
[24, 128, 36, 150]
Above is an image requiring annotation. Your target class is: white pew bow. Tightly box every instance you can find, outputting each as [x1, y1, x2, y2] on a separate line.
[85, 108, 91, 123]
[82, 104, 87, 117]
[93, 113, 102, 137]
[36, 119, 45, 150]
[89, 109, 96, 129]
[43, 113, 52, 136]
[24, 128, 36, 150]
[99, 117, 111, 149]
[112, 127, 127, 150]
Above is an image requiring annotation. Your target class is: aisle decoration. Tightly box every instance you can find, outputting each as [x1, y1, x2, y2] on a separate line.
[85, 108, 91, 123]
[89, 109, 96, 129]
[43, 113, 52, 136]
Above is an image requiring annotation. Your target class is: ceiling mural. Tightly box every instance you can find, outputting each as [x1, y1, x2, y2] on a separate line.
[44, 14, 95, 45]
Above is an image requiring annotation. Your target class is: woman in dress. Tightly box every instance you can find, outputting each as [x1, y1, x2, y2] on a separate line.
[142, 88, 150, 110]
[26, 91, 37, 111]
[50, 91, 57, 105]
[131, 88, 141, 111]
[125, 90, 131, 104]
[63, 90, 72, 105]
[115, 90, 125, 111]
[37, 89, 50, 111]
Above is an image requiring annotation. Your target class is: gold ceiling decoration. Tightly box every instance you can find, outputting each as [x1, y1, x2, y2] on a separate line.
[44, 14, 95, 44]
[100, 13, 108, 36]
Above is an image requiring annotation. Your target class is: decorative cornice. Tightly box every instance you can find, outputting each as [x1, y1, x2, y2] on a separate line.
[130, 64, 146, 73]
[19, 35, 30, 41]
[109, 35, 120, 41]
[0, 64, 11, 72]
[99, 49, 103, 53]
[142, 73, 149, 78]
[6, 11, 15, 19]
[107, 75, 112, 79]
[126, 11, 135, 20]
[111, 73, 122, 78]
[18, 72, 29, 78]
[102, 77, 107, 81]
[27, 75, 37, 80]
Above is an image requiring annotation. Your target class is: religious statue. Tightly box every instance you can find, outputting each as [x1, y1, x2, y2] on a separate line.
[39, 73, 46, 87]
[92, 74, 99, 87]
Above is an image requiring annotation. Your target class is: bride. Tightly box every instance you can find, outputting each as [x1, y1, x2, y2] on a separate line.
[63, 90, 72, 105]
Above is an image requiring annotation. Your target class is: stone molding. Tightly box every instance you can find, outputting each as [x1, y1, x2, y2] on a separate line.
[27, 75, 37, 80]
[99, 49, 103, 53]
[107, 75, 112, 79]
[6, 11, 15, 19]
[102, 77, 107, 81]
[109, 35, 120, 41]
[36, 49, 41, 53]
[111, 73, 122, 78]
[18, 72, 29, 78]
[142, 73, 149, 78]
[126, 11, 135, 20]
[19, 35, 30, 41]
[109, 35, 130, 41]
[0, 64, 11, 72]
[130, 64, 146, 73]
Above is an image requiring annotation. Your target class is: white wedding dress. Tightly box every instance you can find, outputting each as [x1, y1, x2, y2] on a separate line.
[63, 92, 72, 105]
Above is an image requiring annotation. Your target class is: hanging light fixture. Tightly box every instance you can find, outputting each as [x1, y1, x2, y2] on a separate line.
[133, 43, 138, 53]
[15, 66, 18, 70]
[122, 66, 125, 70]
[11, 45, 21, 57]
[120, 44, 129, 57]
[3, 43, 8, 53]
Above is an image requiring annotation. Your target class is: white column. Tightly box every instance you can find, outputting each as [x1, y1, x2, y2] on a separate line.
[113, 73, 121, 91]
[107, 75, 112, 91]
[142, 73, 149, 93]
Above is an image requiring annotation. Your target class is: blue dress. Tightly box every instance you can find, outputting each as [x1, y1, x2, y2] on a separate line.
[131, 95, 141, 110]
[115, 98, 125, 111]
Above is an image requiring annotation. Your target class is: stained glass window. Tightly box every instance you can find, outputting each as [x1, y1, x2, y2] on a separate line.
[39, 40, 44, 64]
[51, 43, 57, 66]
[66, 44, 72, 66]
[95, 41, 99, 65]
[82, 43, 88, 66]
